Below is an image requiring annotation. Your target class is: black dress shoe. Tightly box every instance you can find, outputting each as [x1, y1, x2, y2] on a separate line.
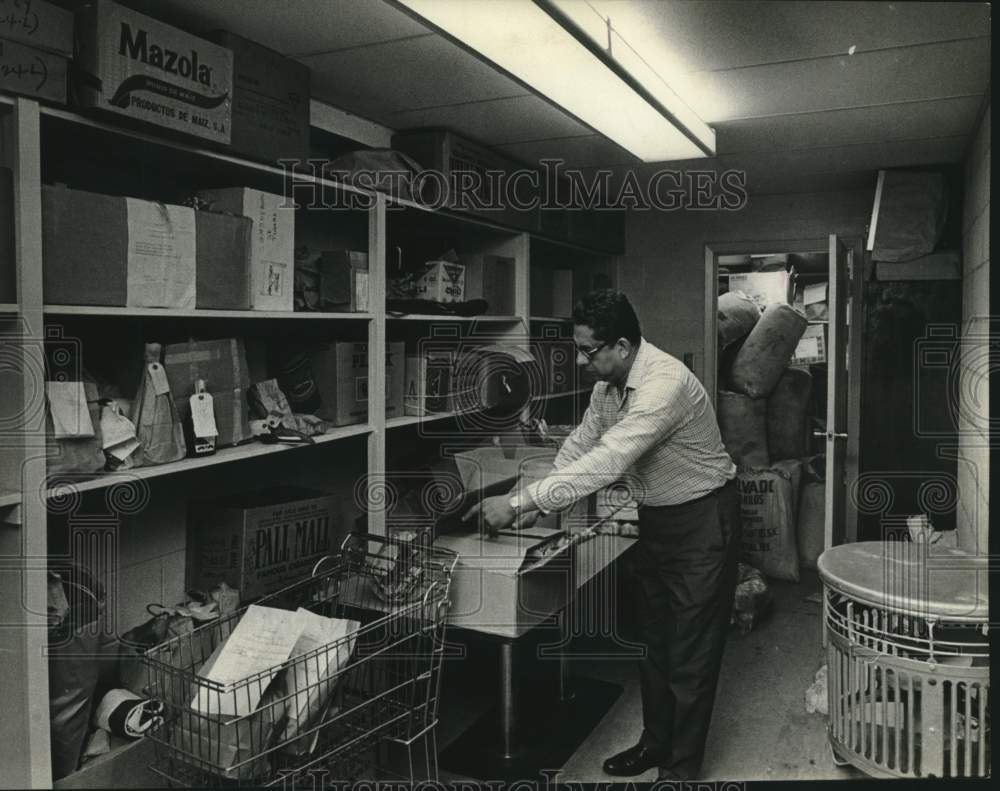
[603, 743, 664, 776]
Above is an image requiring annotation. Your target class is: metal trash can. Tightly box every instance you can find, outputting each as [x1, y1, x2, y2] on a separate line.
[818, 541, 989, 779]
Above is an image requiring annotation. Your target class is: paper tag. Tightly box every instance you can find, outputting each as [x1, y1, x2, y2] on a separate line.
[190, 392, 218, 439]
[147, 363, 170, 395]
[796, 337, 820, 358]
[107, 438, 141, 462]
[46, 382, 94, 438]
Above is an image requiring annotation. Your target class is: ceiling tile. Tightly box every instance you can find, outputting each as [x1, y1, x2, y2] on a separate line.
[303, 34, 526, 125]
[388, 94, 593, 147]
[715, 96, 984, 154]
[591, 0, 990, 74]
[138, 0, 429, 55]
[695, 38, 990, 122]
[497, 136, 639, 168]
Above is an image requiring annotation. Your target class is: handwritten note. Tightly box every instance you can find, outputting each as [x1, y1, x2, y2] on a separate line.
[193, 605, 307, 717]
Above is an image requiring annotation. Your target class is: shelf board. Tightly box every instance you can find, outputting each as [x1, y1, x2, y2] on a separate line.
[386, 313, 522, 323]
[530, 316, 573, 323]
[807, 320, 828, 325]
[0, 303, 18, 314]
[531, 388, 590, 402]
[0, 491, 20, 508]
[40, 106, 371, 198]
[35, 423, 372, 503]
[43, 305, 372, 320]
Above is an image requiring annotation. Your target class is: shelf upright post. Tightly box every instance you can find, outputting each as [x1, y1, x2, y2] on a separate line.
[367, 193, 387, 536]
[0, 97, 52, 789]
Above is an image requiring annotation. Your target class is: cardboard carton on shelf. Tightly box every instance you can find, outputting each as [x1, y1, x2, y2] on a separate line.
[414, 260, 465, 303]
[0, 37, 68, 103]
[41, 185, 197, 309]
[309, 341, 405, 425]
[195, 210, 252, 310]
[207, 29, 310, 164]
[163, 338, 251, 447]
[463, 254, 515, 315]
[728, 271, 794, 311]
[404, 351, 453, 416]
[316, 250, 369, 312]
[188, 486, 339, 601]
[74, 0, 233, 144]
[197, 188, 295, 312]
[791, 324, 826, 366]
[0, 0, 74, 56]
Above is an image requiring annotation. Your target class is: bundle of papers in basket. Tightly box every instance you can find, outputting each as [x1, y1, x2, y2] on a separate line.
[192, 604, 360, 747]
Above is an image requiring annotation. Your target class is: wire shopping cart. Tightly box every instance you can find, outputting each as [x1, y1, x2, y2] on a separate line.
[143, 532, 457, 787]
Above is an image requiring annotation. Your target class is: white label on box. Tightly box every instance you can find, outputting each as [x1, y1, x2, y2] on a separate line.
[125, 199, 196, 308]
[796, 337, 820, 359]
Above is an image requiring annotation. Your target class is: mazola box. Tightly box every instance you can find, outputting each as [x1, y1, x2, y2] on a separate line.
[189, 486, 339, 601]
[74, 0, 233, 144]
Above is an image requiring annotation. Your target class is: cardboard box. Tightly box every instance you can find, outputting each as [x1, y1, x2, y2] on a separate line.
[552, 269, 574, 318]
[189, 486, 338, 600]
[433, 528, 575, 638]
[1, 36, 67, 103]
[404, 352, 452, 416]
[42, 185, 196, 308]
[451, 344, 536, 413]
[0, 0, 73, 55]
[0, 167, 13, 303]
[415, 260, 464, 303]
[197, 188, 294, 312]
[464, 254, 515, 315]
[195, 210, 252, 310]
[309, 341, 405, 425]
[728, 271, 793, 310]
[791, 324, 826, 365]
[802, 281, 828, 321]
[74, 0, 232, 143]
[316, 250, 368, 312]
[207, 30, 310, 164]
[163, 338, 251, 447]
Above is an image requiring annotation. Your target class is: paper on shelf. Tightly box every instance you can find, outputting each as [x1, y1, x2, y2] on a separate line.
[125, 199, 196, 309]
[47, 382, 95, 438]
[192, 605, 306, 717]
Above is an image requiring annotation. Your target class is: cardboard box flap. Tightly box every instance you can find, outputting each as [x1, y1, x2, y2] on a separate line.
[434, 528, 566, 577]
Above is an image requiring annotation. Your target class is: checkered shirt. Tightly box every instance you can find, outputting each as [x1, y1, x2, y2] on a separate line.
[526, 338, 736, 512]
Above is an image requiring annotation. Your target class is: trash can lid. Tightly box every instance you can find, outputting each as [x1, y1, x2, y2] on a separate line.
[817, 541, 989, 623]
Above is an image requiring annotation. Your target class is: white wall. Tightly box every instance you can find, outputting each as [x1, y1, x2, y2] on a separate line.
[957, 102, 991, 553]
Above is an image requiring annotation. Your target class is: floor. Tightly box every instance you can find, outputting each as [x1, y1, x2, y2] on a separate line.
[436, 569, 867, 784]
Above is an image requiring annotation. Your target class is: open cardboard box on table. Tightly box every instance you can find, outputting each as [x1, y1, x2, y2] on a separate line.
[432, 445, 579, 639]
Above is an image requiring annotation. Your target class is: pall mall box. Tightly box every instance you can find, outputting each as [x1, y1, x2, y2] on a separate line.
[188, 486, 339, 600]
[197, 187, 295, 312]
[74, 0, 233, 144]
[41, 184, 196, 308]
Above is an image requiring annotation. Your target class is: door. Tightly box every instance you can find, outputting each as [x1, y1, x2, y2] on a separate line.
[824, 235, 850, 549]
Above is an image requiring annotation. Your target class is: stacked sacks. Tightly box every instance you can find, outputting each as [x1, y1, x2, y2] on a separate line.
[767, 367, 813, 461]
[717, 298, 809, 582]
[717, 291, 761, 381]
[796, 455, 826, 570]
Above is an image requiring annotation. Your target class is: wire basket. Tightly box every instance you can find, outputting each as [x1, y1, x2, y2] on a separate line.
[143, 532, 457, 787]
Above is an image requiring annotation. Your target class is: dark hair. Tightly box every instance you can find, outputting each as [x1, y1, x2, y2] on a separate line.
[573, 289, 641, 345]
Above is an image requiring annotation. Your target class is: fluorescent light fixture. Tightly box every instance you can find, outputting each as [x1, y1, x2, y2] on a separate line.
[395, 0, 715, 162]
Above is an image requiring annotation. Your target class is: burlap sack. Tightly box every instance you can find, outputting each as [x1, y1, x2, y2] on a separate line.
[738, 459, 803, 582]
[766, 367, 813, 461]
[729, 304, 808, 398]
[717, 391, 769, 469]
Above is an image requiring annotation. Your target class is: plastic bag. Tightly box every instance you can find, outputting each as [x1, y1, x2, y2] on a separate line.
[48, 566, 106, 780]
[730, 562, 773, 634]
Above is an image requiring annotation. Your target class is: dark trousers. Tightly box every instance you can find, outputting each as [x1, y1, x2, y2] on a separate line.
[632, 478, 741, 777]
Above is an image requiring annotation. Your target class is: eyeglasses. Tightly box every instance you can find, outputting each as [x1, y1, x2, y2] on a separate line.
[576, 342, 607, 361]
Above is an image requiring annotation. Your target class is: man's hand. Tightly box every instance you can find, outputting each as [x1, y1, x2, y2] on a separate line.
[462, 494, 516, 538]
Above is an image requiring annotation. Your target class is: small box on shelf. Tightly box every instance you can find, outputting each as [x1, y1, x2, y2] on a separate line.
[414, 260, 465, 303]
[728, 270, 794, 311]
[195, 210, 252, 310]
[791, 324, 826, 365]
[309, 341, 405, 425]
[404, 351, 453, 416]
[197, 187, 295, 312]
